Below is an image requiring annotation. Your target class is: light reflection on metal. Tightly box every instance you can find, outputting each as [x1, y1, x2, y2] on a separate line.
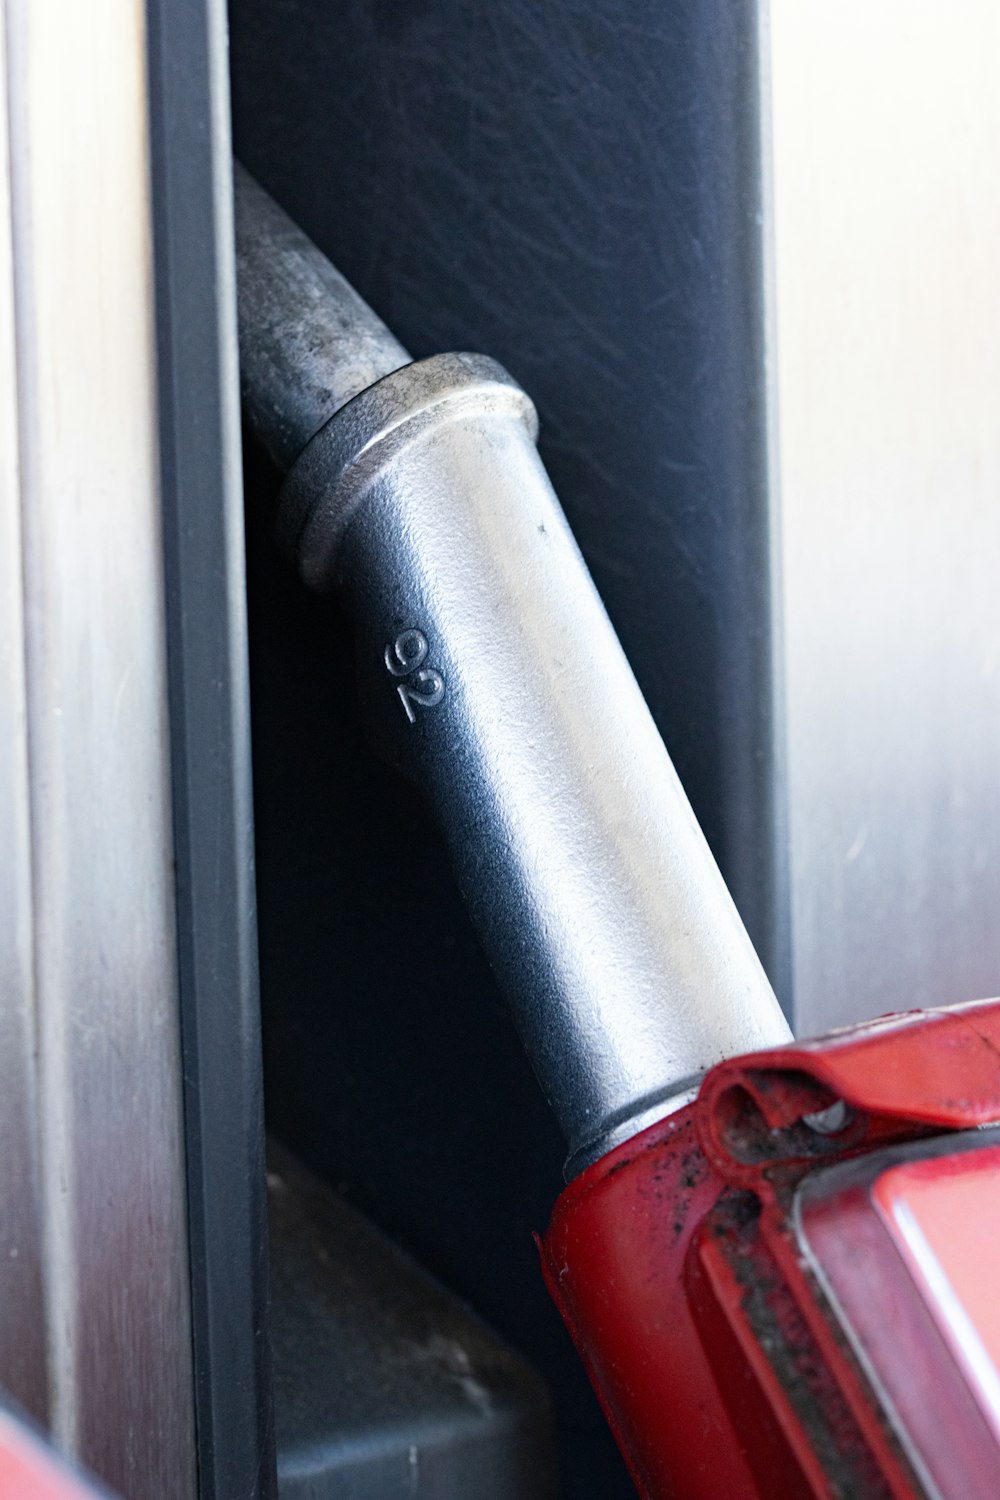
[0, 0, 47, 1431]
[769, 0, 1000, 1029]
[0, 1, 196, 1493]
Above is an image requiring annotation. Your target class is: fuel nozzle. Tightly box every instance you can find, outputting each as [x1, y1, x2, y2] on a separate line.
[233, 162, 790, 1178]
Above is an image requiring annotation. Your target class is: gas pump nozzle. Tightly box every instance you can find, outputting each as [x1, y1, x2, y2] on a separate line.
[234, 162, 790, 1178]
[235, 163, 1000, 1500]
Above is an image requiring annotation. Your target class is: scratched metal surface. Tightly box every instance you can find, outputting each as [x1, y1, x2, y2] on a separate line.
[0, 1, 196, 1493]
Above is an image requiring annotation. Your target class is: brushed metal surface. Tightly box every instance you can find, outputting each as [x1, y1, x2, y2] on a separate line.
[278, 353, 790, 1174]
[0, 0, 47, 1429]
[2, 0, 196, 1494]
[770, 1, 1000, 1030]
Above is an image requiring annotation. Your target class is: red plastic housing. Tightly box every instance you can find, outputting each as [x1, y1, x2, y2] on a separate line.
[796, 1133, 1000, 1497]
[540, 998, 1000, 1499]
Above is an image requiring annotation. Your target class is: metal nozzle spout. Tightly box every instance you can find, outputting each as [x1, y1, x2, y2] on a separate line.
[234, 163, 792, 1175]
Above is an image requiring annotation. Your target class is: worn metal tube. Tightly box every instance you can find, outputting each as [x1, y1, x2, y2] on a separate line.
[235, 167, 792, 1176]
[233, 163, 409, 469]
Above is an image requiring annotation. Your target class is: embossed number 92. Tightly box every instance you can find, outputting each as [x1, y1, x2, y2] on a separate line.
[383, 628, 445, 725]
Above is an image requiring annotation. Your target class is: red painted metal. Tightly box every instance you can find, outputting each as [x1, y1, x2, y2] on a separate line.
[540, 997, 1000, 1499]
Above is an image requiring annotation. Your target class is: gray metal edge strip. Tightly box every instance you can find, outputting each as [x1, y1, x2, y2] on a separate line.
[144, 0, 276, 1494]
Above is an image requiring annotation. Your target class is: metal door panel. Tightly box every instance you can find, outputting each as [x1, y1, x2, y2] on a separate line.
[0, 0, 47, 1431]
[0, 1, 197, 1493]
[770, 1, 1000, 1028]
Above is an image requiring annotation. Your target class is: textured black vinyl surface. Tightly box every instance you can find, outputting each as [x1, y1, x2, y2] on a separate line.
[231, 3, 782, 1495]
